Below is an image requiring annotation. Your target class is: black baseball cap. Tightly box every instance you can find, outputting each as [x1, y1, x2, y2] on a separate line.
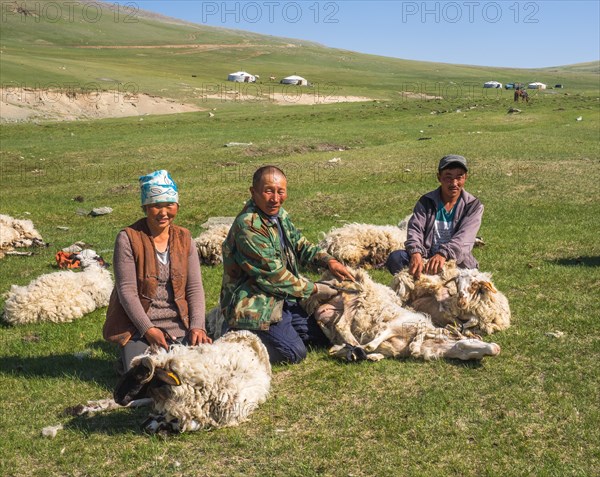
[438, 154, 468, 172]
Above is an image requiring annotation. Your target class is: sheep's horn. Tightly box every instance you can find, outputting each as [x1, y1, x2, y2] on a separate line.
[154, 368, 182, 386]
[442, 276, 457, 287]
[480, 282, 497, 293]
[138, 357, 156, 384]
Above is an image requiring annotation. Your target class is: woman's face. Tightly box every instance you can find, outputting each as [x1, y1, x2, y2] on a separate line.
[144, 202, 179, 232]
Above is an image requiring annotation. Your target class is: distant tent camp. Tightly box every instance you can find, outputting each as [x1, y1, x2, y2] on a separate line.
[483, 81, 503, 89]
[280, 75, 308, 86]
[227, 71, 256, 83]
[528, 82, 547, 89]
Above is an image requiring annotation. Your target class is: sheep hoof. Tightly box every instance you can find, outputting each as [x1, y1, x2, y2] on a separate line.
[344, 344, 368, 362]
[364, 343, 377, 352]
[447, 339, 501, 360]
[142, 415, 173, 435]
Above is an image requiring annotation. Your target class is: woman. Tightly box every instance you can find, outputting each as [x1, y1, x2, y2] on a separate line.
[104, 170, 211, 372]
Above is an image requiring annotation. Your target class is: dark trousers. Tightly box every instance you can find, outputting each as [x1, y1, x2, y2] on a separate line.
[385, 249, 411, 275]
[121, 333, 192, 373]
[253, 301, 330, 364]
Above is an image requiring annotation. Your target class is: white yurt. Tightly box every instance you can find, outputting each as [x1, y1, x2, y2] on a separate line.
[483, 80, 502, 88]
[227, 71, 256, 83]
[527, 82, 547, 89]
[280, 75, 308, 86]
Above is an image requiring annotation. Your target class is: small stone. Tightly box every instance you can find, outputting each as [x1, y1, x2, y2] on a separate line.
[89, 207, 113, 217]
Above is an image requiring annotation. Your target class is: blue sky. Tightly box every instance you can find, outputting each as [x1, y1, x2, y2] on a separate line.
[128, 1, 599, 68]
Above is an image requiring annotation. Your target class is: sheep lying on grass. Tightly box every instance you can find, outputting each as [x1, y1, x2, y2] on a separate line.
[0, 214, 46, 258]
[391, 261, 511, 335]
[2, 250, 112, 325]
[318, 216, 411, 269]
[113, 330, 271, 433]
[313, 268, 501, 362]
[194, 224, 231, 265]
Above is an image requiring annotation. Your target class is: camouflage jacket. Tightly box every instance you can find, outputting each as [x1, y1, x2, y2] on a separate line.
[220, 199, 335, 330]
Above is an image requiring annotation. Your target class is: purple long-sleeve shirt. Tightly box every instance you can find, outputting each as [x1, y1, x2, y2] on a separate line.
[405, 188, 483, 269]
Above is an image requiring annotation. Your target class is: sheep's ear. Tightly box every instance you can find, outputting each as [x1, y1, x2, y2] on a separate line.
[479, 281, 497, 294]
[154, 368, 182, 386]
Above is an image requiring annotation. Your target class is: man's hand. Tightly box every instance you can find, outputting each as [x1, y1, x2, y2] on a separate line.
[300, 282, 339, 316]
[188, 328, 212, 346]
[423, 253, 446, 276]
[408, 253, 424, 280]
[328, 259, 355, 282]
[144, 327, 169, 350]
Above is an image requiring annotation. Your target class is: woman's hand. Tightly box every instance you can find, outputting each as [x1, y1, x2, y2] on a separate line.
[188, 328, 212, 346]
[144, 327, 169, 350]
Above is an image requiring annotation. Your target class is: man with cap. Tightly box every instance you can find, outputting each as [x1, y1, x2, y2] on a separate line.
[386, 155, 483, 279]
[104, 170, 211, 373]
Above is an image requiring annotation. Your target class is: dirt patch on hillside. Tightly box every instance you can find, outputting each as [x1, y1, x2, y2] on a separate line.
[202, 91, 374, 105]
[1, 86, 374, 122]
[1, 88, 203, 122]
[399, 91, 443, 100]
[270, 93, 373, 105]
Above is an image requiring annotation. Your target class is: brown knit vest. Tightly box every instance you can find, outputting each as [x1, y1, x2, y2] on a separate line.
[103, 218, 191, 346]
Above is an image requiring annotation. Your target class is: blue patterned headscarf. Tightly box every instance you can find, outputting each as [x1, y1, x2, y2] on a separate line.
[139, 170, 179, 206]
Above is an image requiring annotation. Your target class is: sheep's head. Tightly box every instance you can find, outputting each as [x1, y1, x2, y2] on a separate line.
[77, 249, 109, 269]
[114, 357, 181, 406]
[456, 270, 497, 309]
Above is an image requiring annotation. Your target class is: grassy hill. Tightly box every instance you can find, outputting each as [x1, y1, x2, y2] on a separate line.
[1, 2, 599, 476]
[1, 0, 598, 102]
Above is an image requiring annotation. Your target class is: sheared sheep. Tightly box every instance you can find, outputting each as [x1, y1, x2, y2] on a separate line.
[2, 250, 112, 325]
[194, 224, 231, 265]
[391, 261, 511, 335]
[318, 216, 411, 269]
[114, 330, 271, 433]
[313, 268, 501, 362]
[0, 214, 46, 258]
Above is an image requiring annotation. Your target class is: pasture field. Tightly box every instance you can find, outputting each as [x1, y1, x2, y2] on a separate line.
[2, 0, 599, 104]
[1, 1, 600, 475]
[1, 90, 599, 477]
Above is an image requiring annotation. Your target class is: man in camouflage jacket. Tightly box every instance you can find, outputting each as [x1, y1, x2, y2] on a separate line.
[220, 166, 355, 363]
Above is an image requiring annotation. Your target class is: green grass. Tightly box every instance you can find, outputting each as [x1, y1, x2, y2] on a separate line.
[1, 3, 600, 476]
[1, 0, 598, 102]
[1, 92, 599, 477]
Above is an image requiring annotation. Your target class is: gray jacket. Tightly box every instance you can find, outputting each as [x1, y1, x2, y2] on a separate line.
[405, 188, 483, 268]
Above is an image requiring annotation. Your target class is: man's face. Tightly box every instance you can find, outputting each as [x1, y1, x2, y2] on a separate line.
[251, 171, 288, 216]
[437, 167, 467, 201]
